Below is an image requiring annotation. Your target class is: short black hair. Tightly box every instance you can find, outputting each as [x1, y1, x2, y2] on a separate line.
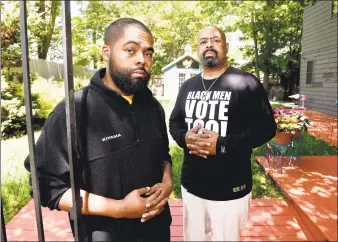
[201, 25, 227, 42]
[104, 18, 152, 46]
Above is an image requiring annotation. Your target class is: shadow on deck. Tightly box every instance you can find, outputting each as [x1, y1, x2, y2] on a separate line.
[256, 155, 337, 241]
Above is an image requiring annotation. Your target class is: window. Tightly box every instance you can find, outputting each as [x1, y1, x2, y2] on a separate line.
[306, 61, 314, 85]
[332, 0, 337, 15]
[178, 73, 186, 89]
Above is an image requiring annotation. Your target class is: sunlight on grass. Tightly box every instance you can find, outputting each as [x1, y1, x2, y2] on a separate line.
[1, 131, 41, 223]
[1, 131, 41, 179]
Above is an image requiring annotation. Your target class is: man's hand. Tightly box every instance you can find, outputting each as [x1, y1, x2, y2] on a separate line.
[187, 129, 219, 157]
[185, 125, 212, 158]
[120, 187, 162, 219]
[140, 182, 173, 222]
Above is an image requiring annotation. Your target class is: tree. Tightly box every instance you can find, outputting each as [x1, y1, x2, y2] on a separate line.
[71, 1, 205, 76]
[1, 1, 21, 68]
[198, 0, 306, 94]
[27, 0, 61, 59]
[71, 1, 122, 69]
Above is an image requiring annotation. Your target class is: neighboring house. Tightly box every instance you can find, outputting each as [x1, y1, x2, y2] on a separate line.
[162, 45, 202, 98]
[299, 0, 337, 115]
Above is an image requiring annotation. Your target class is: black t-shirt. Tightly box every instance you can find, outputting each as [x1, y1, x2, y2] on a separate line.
[169, 66, 277, 201]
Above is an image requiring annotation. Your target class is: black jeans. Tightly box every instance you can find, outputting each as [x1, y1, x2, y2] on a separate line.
[86, 225, 170, 242]
[77, 206, 172, 242]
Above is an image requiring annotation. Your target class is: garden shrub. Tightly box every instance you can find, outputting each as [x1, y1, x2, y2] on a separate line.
[2, 174, 31, 224]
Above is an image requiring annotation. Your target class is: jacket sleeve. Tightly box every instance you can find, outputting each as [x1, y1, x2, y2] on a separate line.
[216, 79, 277, 155]
[169, 84, 188, 148]
[24, 110, 71, 210]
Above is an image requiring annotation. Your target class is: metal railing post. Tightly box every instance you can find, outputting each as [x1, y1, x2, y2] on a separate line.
[1, 199, 7, 242]
[0, 1, 7, 240]
[19, 1, 45, 241]
[61, 1, 83, 241]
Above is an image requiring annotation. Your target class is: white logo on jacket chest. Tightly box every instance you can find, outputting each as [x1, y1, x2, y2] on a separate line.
[102, 134, 121, 142]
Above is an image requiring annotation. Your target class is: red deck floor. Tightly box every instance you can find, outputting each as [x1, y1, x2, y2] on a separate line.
[5, 198, 313, 241]
[256, 155, 337, 241]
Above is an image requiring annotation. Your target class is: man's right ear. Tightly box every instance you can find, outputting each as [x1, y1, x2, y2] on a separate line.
[102, 45, 110, 61]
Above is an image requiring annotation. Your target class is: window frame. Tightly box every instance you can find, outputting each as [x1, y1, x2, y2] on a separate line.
[306, 60, 314, 86]
[332, 0, 337, 16]
[178, 73, 186, 89]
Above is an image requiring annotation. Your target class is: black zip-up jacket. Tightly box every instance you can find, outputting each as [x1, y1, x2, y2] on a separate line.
[24, 68, 172, 240]
[169, 66, 276, 201]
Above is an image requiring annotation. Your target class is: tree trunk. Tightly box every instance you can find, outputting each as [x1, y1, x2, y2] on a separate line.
[92, 31, 97, 69]
[263, 70, 269, 91]
[251, 10, 260, 80]
[37, 0, 59, 59]
[261, 1, 274, 91]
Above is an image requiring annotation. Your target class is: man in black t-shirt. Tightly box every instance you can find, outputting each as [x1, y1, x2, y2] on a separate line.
[169, 26, 276, 241]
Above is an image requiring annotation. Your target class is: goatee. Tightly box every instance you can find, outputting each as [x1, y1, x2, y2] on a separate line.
[201, 49, 219, 67]
[109, 56, 150, 95]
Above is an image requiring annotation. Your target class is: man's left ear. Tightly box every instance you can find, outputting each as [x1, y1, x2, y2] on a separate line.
[225, 43, 229, 54]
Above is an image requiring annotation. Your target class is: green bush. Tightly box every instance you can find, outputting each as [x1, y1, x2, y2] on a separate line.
[169, 145, 184, 198]
[31, 76, 65, 119]
[1, 71, 40, 139]
[284, 132, 337, 156]
[1, 72, 91, 139]
[270, 103, 292, 109]
[2, 174, 31, 224]
[1, 98, 28, 139]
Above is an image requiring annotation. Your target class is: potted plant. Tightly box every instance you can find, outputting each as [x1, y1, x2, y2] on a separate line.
[273, 107, 311, 144]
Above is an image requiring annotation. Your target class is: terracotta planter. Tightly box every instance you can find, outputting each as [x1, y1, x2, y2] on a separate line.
[274, 132, 292, 144]
[293, 130, 301, 140]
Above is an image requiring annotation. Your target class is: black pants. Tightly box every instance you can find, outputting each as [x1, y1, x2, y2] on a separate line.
[72, 205, 172, 242]
[86, 225, 170, 242]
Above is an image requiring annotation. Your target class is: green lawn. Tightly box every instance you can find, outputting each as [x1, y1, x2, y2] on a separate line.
[1, 131, 41, 223]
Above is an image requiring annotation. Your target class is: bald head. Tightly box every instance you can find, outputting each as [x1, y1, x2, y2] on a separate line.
[199, 26, 226, 42]
[104, 18, 152, 47]
[197, 25, 229, 69]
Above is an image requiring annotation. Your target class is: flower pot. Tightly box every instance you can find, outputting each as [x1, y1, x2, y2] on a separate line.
[293, 130, 301, 140]
[274, 132, 292, 144]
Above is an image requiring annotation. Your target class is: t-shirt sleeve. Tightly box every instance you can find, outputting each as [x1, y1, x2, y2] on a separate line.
[169, 83, 188, 148]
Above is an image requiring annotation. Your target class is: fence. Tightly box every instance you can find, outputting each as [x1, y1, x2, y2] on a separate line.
[1, 1, 84, 241]
[268, 86, 285, 101]
[29, 59, 96, 81]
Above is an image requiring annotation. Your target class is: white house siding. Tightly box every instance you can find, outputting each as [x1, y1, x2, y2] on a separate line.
[300, 1, 338, 115]
[164, 65, 179, 99]
[163, 66, 201, 99]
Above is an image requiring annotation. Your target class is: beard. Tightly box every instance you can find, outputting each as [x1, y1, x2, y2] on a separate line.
[201, 49, 219, 67]
[108, 56, 151, 95]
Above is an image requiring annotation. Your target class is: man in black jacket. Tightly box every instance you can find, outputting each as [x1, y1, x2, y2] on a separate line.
[169, 26, 276, 241]
[25, 18, 172, 241]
